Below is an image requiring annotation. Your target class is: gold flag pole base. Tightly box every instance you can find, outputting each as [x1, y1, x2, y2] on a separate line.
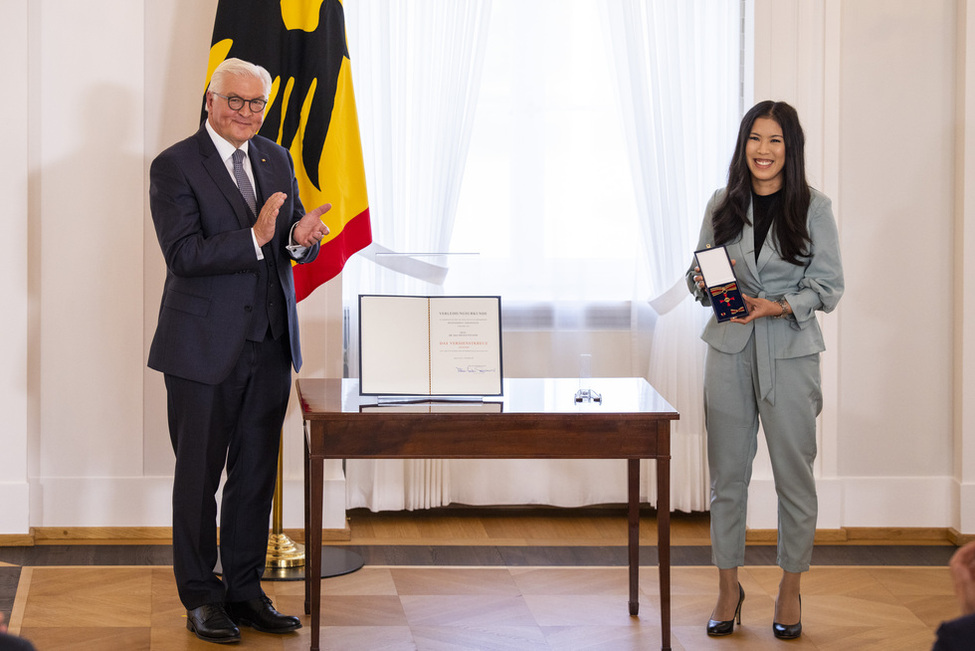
[266, 531, 305, 569]
[266, 435, 306, 569]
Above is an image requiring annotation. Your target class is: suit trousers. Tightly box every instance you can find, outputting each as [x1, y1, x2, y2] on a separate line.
[165, 334, 292, 610]
[703, 335, 822, 573]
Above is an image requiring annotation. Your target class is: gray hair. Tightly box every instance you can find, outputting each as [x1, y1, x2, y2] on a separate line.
[207, 58, 272, 108]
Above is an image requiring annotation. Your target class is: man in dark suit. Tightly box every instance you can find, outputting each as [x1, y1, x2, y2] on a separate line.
[0, 613, 37, 650]
[148, 57, 330, 644]
[934, 540, 975, 650]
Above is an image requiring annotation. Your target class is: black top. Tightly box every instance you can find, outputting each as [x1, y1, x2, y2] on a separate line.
[752, 188, 783, 258]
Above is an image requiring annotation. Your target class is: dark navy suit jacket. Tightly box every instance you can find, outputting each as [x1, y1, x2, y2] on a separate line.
[933, 612, 975, 650]
[148, 126, 319, 385]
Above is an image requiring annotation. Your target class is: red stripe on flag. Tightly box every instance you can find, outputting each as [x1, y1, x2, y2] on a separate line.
[294, 208, 371, 302]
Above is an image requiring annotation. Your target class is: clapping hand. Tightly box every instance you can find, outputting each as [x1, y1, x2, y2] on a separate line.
[252, 192, 288, 246]
[292, 203, 332, 248]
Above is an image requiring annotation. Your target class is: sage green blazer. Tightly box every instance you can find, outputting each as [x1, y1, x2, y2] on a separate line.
[685, 187, 844, 403]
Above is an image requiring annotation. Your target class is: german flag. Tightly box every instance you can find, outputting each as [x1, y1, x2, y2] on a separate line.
[205, 0, 371, 301]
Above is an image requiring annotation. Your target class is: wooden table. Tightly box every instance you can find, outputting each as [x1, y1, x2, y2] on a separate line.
[297, 377, 679, 651]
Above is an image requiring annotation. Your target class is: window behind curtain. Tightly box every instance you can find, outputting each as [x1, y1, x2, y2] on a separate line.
[444, 0, 647, 303]
[338, 0, 744, 512]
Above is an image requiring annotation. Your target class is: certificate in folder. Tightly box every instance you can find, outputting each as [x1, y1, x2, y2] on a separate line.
[694, 246, 748, 323]
[358, 295, 503, 396]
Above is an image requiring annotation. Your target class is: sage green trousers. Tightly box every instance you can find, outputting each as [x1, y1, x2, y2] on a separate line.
[703, 337, 822, 573]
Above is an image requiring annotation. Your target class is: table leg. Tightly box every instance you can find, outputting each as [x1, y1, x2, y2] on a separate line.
[306, 434, 324, 651]
[303, 433, 311, 615]
[657, 455, 672, 651]
[627, 459, 640, 616]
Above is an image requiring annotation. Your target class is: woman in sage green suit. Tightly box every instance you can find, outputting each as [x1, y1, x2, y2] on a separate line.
[687, 101, 843, 640]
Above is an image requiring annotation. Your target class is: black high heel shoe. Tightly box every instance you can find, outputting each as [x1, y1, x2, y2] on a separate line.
[772, 594, 802, 639]
[706, 582, 744, 636]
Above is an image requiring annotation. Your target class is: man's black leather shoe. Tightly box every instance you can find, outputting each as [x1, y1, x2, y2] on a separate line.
[186, 603, 241, 644]
[226, 595, 302, 634]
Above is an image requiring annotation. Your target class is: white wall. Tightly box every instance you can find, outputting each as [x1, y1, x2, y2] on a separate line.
[955, 0, 975, 534]
[748, 0, 969, 531]
[0, 0, 31, 535]
[31, 0, 149, 523]
[2, 0, 973, 535]
[837, 1, 956, 474]
[838, 0, 957, 521]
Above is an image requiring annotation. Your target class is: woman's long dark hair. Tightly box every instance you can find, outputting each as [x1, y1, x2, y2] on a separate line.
[712, 100, 811, 265]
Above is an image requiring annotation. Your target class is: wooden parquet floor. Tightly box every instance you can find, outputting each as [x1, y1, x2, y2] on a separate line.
[0, 509, 964, 650]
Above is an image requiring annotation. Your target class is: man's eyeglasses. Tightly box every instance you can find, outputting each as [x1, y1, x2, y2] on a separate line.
[212, 92, 267, 113]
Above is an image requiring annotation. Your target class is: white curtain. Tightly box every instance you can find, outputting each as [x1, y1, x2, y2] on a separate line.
[341, 0, 741, 513]
[604, 0, 741, 511]
[342, 0, 493, 510]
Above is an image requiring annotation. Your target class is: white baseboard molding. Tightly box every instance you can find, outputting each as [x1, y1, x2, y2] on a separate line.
[0, 481, 30, 534]
[20, 474, 972, 535]
[746, 476, 955, 530]
[27, 472, 348, 530]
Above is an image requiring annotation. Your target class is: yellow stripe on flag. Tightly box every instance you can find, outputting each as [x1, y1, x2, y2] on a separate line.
[206, 0, 371, 301]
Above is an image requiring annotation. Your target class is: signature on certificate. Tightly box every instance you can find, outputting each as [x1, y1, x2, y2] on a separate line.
[455, 365, 497, 374]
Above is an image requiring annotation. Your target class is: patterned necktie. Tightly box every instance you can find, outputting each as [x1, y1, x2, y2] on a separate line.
[231, 148, 258, 217]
